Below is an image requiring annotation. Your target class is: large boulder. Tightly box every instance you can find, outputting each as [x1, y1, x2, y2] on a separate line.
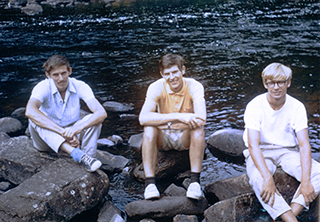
[125, 196, 208, 220]
[0, 158, 109, 222]
[133, 150, 190, 181]
[207, 128, 246, 157]
[0, 136, 63, 184]
[96, 150, 129, 173]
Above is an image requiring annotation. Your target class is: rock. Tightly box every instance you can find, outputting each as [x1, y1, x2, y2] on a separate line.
[11, 107, 26, 119]
[40, 0, 74, 8]
[97, 201, 123, 222]
[110, 214, 125, 222]
[204, 168, 301, 204]
[21, 3, 43, 15]
[0, 181, 11, 191]
[139, 219, 156, 222]
[0, 158, 109, 222]
[98, 138, 115, 147]
[128, 133, 143, 149]
[133, 150, 190, 181]
[173, 214, 198, 222]
[96, 150, 129, 173]
[0, 132, 10, 143]
[0, 136, 65, 185]
[207, 128, 246, 157]
[164, 183, 186, 197]
[107, 134, 123, 145]
[102, 101, 134, 112]
[125, 196, 208, 220]
[0, 117, 23, 135]
[7, 0, 27, 8]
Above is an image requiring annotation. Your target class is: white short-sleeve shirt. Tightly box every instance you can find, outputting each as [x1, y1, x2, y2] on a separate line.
[243, 93, 308, 147]
[30, 77, 95, 127]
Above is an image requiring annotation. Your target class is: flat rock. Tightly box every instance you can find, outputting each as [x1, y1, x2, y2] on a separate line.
[0, 158, 109, 222]
[128, 133, 143, 149]
[0, 117, 23, 135]
[102, 101, 134, 112]
[96, 150, 129, 173]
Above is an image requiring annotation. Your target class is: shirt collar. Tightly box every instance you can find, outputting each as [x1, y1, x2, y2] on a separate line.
[48, 77, 76, 95]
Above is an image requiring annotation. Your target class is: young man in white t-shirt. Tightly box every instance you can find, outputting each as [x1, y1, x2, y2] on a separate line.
[243, 63, 320, 221]
[25, 55, 107, 172]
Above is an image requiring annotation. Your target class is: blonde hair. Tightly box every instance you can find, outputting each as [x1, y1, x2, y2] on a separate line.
[261, 63, 292, 83]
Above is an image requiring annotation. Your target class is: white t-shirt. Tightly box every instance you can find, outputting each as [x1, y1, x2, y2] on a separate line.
[243, 93, 308, 147]
[30, 77, 95, 127]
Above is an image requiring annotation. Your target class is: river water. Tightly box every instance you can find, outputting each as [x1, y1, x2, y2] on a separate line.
[0, 0, 319, 221]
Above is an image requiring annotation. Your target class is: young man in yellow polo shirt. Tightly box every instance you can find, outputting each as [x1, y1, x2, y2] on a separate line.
[139, 53, 206, 200]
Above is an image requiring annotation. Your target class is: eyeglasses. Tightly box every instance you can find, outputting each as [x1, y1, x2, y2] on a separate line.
[265, 80, 287, 88]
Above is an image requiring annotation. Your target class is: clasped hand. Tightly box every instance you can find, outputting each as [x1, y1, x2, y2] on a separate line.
[180, 114, 205, 129]
[62, 126, 82, 148]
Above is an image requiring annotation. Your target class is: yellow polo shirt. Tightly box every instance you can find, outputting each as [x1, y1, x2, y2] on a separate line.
[145, 77, 205, 116]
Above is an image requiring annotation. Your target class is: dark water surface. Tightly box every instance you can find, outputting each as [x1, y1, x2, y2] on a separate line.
[0, 0, 319, 220]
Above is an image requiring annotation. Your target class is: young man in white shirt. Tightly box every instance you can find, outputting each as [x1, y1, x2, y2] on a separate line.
[139, 53, 206, 200]
[26, 55, 107, 172]
[243, 63, 320, 221]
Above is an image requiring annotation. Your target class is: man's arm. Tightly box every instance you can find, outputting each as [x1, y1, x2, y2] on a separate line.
[247, 128, 280, 207]
[294, 128, 316, 205]
[25, 97, 65, 135]
[63, 98, 107, 139]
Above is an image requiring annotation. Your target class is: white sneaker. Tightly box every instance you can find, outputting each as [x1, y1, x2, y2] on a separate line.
[79, 153, 102, 172]
[144, 184, 160, 200]
[186, 182, 203, 200]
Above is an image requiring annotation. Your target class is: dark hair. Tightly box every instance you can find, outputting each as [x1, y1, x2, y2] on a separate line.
[159, 53, 185, 74]
[42, 55, 71, 74]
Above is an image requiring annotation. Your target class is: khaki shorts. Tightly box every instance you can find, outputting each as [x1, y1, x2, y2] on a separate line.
[159, 129, 188, 151]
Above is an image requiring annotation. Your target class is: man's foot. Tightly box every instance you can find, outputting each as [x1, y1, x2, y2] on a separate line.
[186, 182, 203, 200]
[144, 184, 160, 200]
[79, 153, 102, 172]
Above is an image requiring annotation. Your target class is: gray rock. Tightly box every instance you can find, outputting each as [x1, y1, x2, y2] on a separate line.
[312, 152, 320, 163]
[207, 128, 246, 157]
[139, 219, 156, 222]
[173, 214, 198, 222]
[7, 0, 27, 8]
[98, 138, 115, 147]
[0, 131, 10, 143]
[107, 134, 123, 145]
[110, 214, 125, 222]
[125, 196, 208, 220]
[119, 114, 137, 120]
[40, 0, 73, 7]
[11, 107, 26, 119]
[164, 183, 186, 197]
[0, 117, 22, 134]
[128, 133, 143, 149]
[0, 136, 64, 185]
[97, 201, 123, 222]
[133, 150, 190, 181]
[0, 182, 11, 191]
[0, 158, 109, 222]
[103, 101, 134, 112]
[21, 3, 43, 15]
[96, 150, 129, 173]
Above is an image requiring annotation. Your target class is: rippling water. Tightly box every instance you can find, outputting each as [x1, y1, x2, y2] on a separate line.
[0, 0, 319, 220]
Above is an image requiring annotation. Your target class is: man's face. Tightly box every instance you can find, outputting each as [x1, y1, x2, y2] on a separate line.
[263, 78, 291, 101]
[45, 65, 72, 93]
[161, 65, 185, 93]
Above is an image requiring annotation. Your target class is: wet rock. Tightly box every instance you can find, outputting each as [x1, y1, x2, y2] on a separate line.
[107, 134, 123, 145]
[207, 128, 246, 157]
[98, 138, 116, 147]
[0, 117, 23, 135]
[97, 201, 124, 222]
[102, 101, 134, 112]
[133, 150, 190, 181]
[7, 0, 27, 8]
[128, 133, 143, 149]
[40, 0, 73, 7]
[96, 150, 129, 173]
[0, 158, 109, 222]
[173, 214, 198, 222]
[11, 107, 26, 120]
[0, 136, 64, 185]
[125, 196, 208, 220]
[164, 183, 186, 197]
[21, 2, 43, 15]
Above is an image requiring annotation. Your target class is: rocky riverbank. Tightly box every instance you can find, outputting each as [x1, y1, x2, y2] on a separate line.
[0, 104, 319, 221]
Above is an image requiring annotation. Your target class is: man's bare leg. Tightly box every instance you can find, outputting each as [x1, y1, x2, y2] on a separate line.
[59, 142, 75, 155]
[280, 210, 299, 222]
[290, 202, 304, 217]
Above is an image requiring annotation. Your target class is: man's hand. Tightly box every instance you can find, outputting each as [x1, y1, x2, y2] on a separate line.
[295, 181, 316, 206]
[179, 113, 205, 130]
[261, 177, 281, 207]
[62, 125, 83, 140]
[67, 135, 80, 148]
